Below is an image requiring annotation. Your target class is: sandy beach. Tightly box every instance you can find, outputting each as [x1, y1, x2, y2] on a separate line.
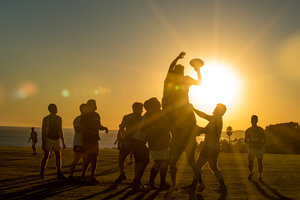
[0, 147, 299, 200]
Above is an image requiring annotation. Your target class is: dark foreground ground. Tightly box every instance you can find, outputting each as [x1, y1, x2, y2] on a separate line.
[0, 147, 299, 200]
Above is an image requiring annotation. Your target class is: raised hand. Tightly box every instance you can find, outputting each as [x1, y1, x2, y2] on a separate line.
[177, 52, 186, 59]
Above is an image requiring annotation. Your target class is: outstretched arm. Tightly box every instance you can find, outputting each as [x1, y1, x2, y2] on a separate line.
[193, 107, 211, 121]
[168, 52, 185, 73]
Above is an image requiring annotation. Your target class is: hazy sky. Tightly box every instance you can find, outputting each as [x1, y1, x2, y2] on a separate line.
[0, 0, 299, 130]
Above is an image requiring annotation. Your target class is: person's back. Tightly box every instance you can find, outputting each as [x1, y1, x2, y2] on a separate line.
[121, 112, 143, 139]
[43, 114, 62, 140]
[31, 130, 38, 143]
[73, 115, 83, 147]
[145, 110, 170, 151]
[203, 115, 223, 150]
[81, 111, 101, 142]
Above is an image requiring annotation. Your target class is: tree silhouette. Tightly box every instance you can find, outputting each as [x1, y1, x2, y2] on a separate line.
[226, 126, 233, 143]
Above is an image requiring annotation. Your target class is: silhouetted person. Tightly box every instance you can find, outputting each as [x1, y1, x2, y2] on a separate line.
[245, 115, 265, 181]
[28, 127, 38, 156]
[131, 100, 156, 191]
[193, 104, 227, 192]
[69, 103, 88, 181]
[142, 98, 171, 190]
[162, 52, 201, 188]
[115, 102, 143, 184]
[40, 104, 66, 179]
[81, 99, 108, 184]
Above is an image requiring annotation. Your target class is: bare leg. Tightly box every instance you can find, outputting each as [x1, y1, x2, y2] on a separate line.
[40, 150, 50, 178]
[69, 152, 82, 176]
[90, 155, 98, 179]
[54, 151, 62, 176]
[149, 160, 162, 187]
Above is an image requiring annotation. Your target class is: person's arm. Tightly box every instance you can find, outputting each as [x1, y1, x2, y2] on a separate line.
[168, 52, 185, 73]
[98, 114, 109, 133]
[244, 129, 250, 144]
[28, 133, 32, 143]
[42, 118, 47, 150]
[193, 107, 212, 121]
[59, 118, 66, 149]
[261, 128, 266, 145]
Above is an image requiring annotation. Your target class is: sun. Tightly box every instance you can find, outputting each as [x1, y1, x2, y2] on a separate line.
[188, 61, 241, 112]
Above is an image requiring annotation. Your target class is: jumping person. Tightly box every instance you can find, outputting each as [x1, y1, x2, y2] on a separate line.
[142, 98, 171, 190]
[115, 102, 143, 184]
[245, 115, 265, 181]
[40, 104, 66, 179]
[193, 104, 227, 192]
[69, 103, 88, 181]
[81, 99, 108, 184]
[162, 52, 202, 188]
[28, 127, 38, 156]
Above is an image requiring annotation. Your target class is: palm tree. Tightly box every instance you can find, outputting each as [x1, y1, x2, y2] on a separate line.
[226, 126, 233, 143]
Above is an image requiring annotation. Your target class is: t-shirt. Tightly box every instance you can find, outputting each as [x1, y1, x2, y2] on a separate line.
[144, 111, 170, 151]
[203, 115, 223, 150]
[73, 115, 83, 146]
[81, 111, 101, 143]
[42, 114, 62, 140]
[119, 113, 143, 139]
[245, 126, 265, 149]
[30, 131, 38, 143]
[162, 74, 195, 109]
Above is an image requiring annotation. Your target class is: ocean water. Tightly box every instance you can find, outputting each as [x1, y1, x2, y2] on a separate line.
[0, 126, 118, 149]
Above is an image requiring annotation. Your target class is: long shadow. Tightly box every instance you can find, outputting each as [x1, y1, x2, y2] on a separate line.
[119, 188, 141, 200]
[1, 178, 81, 200]
[249, 179, 278, 200]
[96, 167, 119, 176]
[132, 190, 150, 200]
[145, 190, 161, 200]
[260, 180, 293, 200]
[78, 184, 130, 200]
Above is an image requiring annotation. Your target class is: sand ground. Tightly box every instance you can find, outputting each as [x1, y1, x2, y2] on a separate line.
[0, 147, 299, 200]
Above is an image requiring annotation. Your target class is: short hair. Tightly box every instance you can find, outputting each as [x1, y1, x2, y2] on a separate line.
[79, 103, 87, 112]
[87, 99, 96, 105]
[144, 97, 160, 112]
[251, 115, 258, 122]
[132, 102, 143, 110]
[48, 103, 57, 112]
[216, 103, 227, 115]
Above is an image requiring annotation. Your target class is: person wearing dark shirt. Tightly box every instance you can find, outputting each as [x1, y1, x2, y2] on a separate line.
[115, 102, 143, 184]
[245, 115, 265, 181]
[142, 97, 171, 190]
[28, 127, 38, 156]
[193, 104, 227, 192]
[81, 99, 108, 184]
[40, 104, 66, 179]
[162, 52, 202, 188]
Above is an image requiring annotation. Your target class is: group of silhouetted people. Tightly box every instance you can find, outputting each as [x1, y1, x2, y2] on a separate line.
[37, 52, 266, 195]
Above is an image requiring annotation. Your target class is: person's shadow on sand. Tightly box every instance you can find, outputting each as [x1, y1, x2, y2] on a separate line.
[249, 179, 293, 200]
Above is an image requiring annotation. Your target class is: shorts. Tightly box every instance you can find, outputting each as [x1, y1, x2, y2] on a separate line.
[32, 141, 37, 146]
[248, 148, 263, 160]
[151, 148, 169, 160]
[44, 138, 60, 151]
[132, 139, 149, 163]
[73, 145, 84, 153]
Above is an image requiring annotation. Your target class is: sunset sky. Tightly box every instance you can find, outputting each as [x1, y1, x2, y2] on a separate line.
[0, 0, 299, 130]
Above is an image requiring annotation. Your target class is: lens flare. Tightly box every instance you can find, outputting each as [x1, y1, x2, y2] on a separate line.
[61, 89, 70, 98]
[15, 81, 38, 99]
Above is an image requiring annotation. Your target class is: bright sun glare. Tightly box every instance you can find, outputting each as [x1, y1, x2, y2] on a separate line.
[189, 61, 241, 112]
